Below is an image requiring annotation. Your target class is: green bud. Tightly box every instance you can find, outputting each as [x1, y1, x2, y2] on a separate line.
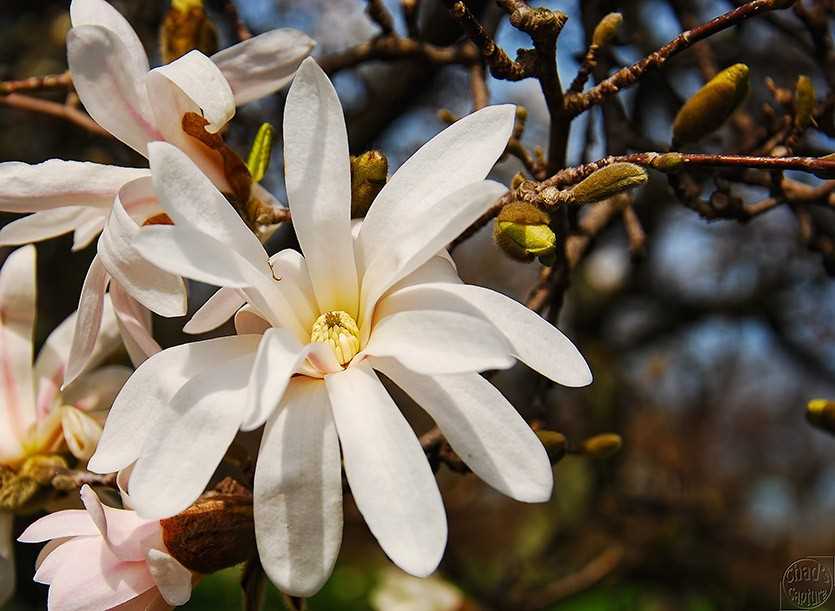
[807, 399, 835, 434]
[795, 75, 816, 129]
[592, 13, 622, 47]
[246, 123, 275, 184]
[569, 163, 648, 204]
[351, 151, 388, 218]
[672, 63, 750, 146]
[536, 430, 566, 464]
[494, 202, 556, 262]
[581, 433, 622, 459]
[651, 152, 685, 173]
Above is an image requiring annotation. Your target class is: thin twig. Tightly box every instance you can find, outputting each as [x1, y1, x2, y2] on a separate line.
[367, 0, 396, 36]
[0, 71, 72, 95]
[223, 0, 252, 41]
[319, 36, 478, 74]
[0, 93, 109, 137]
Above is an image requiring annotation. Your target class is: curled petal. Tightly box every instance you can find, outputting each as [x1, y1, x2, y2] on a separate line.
[70, 0, 149, 76]
[0, 207, 105, 247]
[65, 256, 110, 386]
[183, 287, 245, 334]
[146, 549, 192, 606]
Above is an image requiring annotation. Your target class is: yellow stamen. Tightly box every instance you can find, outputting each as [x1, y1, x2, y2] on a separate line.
[311, 311, 361, 365]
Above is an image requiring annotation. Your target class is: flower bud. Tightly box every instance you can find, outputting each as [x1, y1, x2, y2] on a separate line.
[246, 123, 274, 184]
[650, 152, 685, 173]
[536, 430, 566, 464]
[806, 399, 835, 434]
[569, 163, 648, 205]
[160, 481, 255, 574]
[592, 13, 622, 48]
[580, 433, 622, 458]
[160, 0, 218, 64]
[494, 201, 556, 262]
[794, 75, 816, 129]
[351, 151, 388, 218]
[672, 63, 750, 146]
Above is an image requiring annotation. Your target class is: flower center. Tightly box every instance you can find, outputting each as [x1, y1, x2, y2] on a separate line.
[310, 311, 360, 365]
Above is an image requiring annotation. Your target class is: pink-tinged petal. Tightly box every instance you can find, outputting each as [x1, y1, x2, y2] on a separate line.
[72, 213, 106, 252]
[212, 28, 315, 106]
[35, 538, 67, 573]
[110, 586, 171, 611]
[130, 354, 255, 519]
[0, 513, 14, 606]
[47, 537, 156, 611]
[358, 180, 506, 341]
[364, 309, 513, 375]
[379, 283, 592, 387]
[0, 207, 104, 247]
[0, 245, 38, 442]
[374, 359, 553, 502]
[358, 105, 515, 267]
[146, 142, 265, 264]
[89, 335, 260, 475]
[326, 362, 446, 577]
[183, 287, 245, 334]
[67, 25, 159, 155]
[34, 536, 93, 585]
[146, 549, 191, 606]
[18, 510, 98, 543]
[255, 377, 342, 597]
[65, 255, 110, 386]
[0, 160, 148, 213]
[80, 485, 162, 562]
[284, 58, 358, 316]
[70, 0, 149, 75]
[98, 176, 188, 318]
[62, 365, 132, 413]
[110, 282, 161, 367]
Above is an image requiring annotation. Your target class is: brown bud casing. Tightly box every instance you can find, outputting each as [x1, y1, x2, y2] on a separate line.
[592, 13, 623, 48]
[160, 0, 218, 65]
[351, 151, 388, 218]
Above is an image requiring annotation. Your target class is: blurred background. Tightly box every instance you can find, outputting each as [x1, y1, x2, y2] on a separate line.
[2, 0, 835, 609]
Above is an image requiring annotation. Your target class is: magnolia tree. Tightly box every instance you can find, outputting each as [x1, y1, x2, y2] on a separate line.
[0, 0, 833, 609]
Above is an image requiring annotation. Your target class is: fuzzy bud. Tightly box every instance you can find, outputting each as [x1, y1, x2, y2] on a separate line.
[650, 152, 685, 173]
[536, 430, 566, 464]
[794, 75, 816, 129]
[569, 163, 648, 205]
[672, 63, 750, 146]
[160, 0, 218, 65]
[806, 399, 835, 435]
[494, 201, 556, 262]
[581, 433, 622, 459]
[351, 151, 388, 218]
[592, 13, 623, 48]
[246, 123, 274, 184]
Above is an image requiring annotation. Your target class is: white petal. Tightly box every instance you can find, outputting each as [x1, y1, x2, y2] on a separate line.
[373, 359, 553, 502]
[284, 58, 358, 316]
[70, 0, 149, 76]
[62, 405, 103, 460]
[65, 256, 110, 386]
[18, 509, 97, 543]
[61, 365, 132, 413]
[72, 214, 106, 251]
[89, 334, 260, 474]
[364, 310, 513, 374]
[268, 249, 318, 333]
[380, 283, 592, 387]
[149, 51, 234, 134]
[146, 549, 192, 606]
[326, 362, 446, 577]
[386, 254, 461, 294]
[183, 287, 245, 335]
[254, 378, 342, 597]
[98, 177, 187, 318]
[146, 141, 265, 264]
[130, 353, 254, 518]
[109, 282, 161, 367]
[213, 28, 315, 106]
[358, 105, 515, 267]
[0, 207, 104, 246]
[0, 161, 147, 213]
[67, 25, 159, 155]
[0, 513, 14, 606]
[234, 305, 271, 335]
[0, 245, 38, 440]
[359, 180, 506, 340]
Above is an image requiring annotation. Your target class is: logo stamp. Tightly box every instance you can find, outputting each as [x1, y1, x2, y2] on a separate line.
[781, 557, 834, 610]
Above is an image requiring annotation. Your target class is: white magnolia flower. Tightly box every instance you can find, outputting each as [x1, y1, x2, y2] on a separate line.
[0, 245, 130, 606]
[90, 59, 591, 596]
[0, 0, 314, 382]
[19, 484, 192, 611]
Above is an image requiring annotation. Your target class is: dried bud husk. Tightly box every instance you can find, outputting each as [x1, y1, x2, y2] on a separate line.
[794, 75, 816, 129]
[161, 483, 255, 574]
[536, 430, 566, 464]
[592, 13, 622, 48]
[581, 433, 622, 459]
[569, 163, 648, 205]
[494, 201, 556, 262]
[19, 454, 68, 485]
[672, 63, 750, 146]
[160, 0, 218, 64]
[351, 151, 388, 218]
[806, 399, 835, 434]
[0, 476, 41, 512]
[246, 123, 274, 184]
